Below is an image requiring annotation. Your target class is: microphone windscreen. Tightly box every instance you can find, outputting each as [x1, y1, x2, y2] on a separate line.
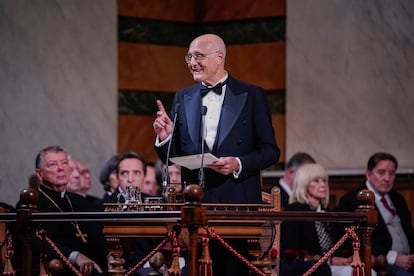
[173, 103, 180, 114]
[201, 106, 208, 115]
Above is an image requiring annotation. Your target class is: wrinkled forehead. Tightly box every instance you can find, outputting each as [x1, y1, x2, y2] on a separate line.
[373, 160, 396, 172]
[119, 158, 143, 170]
[43, 151, 68, 164]
[189, 38, 214, 52]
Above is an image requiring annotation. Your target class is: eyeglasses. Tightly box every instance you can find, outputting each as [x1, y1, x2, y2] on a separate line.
[184, 51, 219, 63]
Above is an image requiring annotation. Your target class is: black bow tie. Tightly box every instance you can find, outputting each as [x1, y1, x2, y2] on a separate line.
[200, 81, 226, 97]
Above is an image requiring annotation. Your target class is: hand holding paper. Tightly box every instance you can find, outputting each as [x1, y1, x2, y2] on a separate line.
[170, 153, 219, 170]
[205, 156, 240, 176]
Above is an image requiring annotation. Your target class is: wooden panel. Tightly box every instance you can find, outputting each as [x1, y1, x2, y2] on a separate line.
[203, 0, 286, 21]
[118, 0, 195, 22]
[119, 42, 285, 92]
[118, 0, 285, 21]
[118, 42, 194, 92]
[226, 42, 285, 90]
[105, 220, 264, 238]
[118, 115, 158, 162]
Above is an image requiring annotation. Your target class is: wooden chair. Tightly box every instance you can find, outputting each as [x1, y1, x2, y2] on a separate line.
[255, 186, 281, 275]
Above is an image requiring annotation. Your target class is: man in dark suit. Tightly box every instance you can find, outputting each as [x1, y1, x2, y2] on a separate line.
[100, 151, 168, 276]
[103, 151, 148, 204]
[276, 152, 316, 209]
[337, 152, 414, 275]
[153, 33, 280, 275]
[24, 145, 110, 275]
[153, 33, 280, 204]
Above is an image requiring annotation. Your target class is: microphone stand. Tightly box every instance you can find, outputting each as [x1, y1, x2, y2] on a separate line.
[199, 106, 207, 188]
[163, 103, 180, 194]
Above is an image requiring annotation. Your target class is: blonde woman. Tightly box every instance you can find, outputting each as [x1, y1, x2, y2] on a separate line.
[281, 163, 354, 276]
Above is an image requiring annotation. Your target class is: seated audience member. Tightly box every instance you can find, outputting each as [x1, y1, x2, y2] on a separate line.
[100, 152, 166, 276]
[142, 165, 161, 197]
[76, 160, 100, 205]
[281, 163, 353, 276]
[66, 157, 83, 194]
[98, 154, 120, 204]
[16, 145, 111, 275]
[276, 152, 316, 209]
[66, 157, 101, 210]
[154, 160, 183, 201]
[337, 152, 414, 276]
[102, 151, 150, 204]
[164, 164, 183, 201]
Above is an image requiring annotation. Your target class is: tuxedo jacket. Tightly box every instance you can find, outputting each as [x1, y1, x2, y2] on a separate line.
[336, 184, 414, 256]
[156, 75, 280, 204]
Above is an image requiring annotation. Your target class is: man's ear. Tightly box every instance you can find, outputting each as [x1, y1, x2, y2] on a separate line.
[287, 167, 296, 177]
[35, 168, 42, 183]
[364, 169, 373, 182]
[216, 51, 225, 64]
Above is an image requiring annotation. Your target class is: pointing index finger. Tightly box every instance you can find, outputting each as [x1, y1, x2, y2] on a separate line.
[156, 100, 167, 114]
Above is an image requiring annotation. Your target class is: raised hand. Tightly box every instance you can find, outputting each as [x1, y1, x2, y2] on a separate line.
[153, 100, 173, 141]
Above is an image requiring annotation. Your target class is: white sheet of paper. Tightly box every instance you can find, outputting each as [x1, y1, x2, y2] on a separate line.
[170, 153, 219, 170]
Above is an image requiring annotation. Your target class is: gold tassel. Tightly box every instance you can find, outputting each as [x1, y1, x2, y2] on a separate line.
[168, 233, 181, 276]
[3, 234, 16, 276]
[198, 235, 212, 276]
[351, 241, 365, 276]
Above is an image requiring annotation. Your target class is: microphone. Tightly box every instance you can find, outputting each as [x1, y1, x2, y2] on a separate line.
[199, 106, 208, 188]
[163, 103, 180, 193]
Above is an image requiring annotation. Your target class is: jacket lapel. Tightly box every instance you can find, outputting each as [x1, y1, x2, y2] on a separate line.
[184, 87, 203, 148]
[216, 84, 247, 149]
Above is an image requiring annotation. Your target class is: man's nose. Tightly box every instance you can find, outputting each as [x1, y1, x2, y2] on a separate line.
[384, 173, 392, 181]
[188, 57, 198, 66]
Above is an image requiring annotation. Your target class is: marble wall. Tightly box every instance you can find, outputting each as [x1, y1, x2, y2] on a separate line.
[0, 0, 413, 206]
[287, 0, 414, 171]
[0, 0, 117, 205]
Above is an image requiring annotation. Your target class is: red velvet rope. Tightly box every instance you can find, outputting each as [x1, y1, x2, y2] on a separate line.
[36, 229, 82, 276]
[303, 226, 364, 276]
[125, 225, 179, 276]
[35, 224, 363, 276]
[204, 226, 267, 276]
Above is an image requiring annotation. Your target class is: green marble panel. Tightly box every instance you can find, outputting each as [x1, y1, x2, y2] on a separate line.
[119, 17, 285, 46]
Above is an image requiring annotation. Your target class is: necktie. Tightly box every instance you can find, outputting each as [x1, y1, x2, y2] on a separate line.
[315, 221, 334, 254]
[381, 196, 397, 216]
[200, 82, 225, 97]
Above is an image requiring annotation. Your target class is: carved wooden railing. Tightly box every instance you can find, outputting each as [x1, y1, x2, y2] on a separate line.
[0, 186, 378, 276]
